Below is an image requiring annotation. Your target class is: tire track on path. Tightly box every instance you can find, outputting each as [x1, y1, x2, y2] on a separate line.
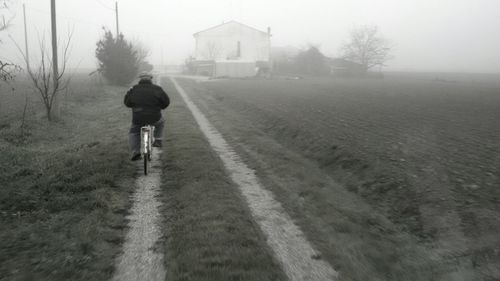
[171, 77, 338, 281]
[112, 149, 166, 281]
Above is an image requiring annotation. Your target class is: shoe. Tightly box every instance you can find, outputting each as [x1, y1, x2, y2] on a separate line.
[131, 152, 142, 161]
[152, 140, 162, 148]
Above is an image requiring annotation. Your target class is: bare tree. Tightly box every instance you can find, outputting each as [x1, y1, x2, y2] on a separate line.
[132, 40, 153, 72]
[12, 31, 73, 121]
[0, 60, 20, 82]
[133, 40, 150, 63]
[341, 25, 393, 72]
[204, 41, 222, 60]
[0, 0, 13, 33]
[1, 0, 21, 82]
[203, 41, 222, 77]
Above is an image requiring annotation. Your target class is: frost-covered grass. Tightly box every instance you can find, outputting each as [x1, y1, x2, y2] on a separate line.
[0, 76, 135, 280]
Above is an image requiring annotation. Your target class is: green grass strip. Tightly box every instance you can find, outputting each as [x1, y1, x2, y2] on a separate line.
[159, 78, 287, 281]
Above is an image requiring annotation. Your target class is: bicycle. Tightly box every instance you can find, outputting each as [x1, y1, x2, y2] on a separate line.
[140, 125, 155, 175]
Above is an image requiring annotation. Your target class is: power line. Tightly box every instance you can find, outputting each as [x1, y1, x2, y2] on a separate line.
[25, 7, 106, 28]
[24, 6, 171, 37]
[23, 4, 176, 44]
[95, 0, 114, 11]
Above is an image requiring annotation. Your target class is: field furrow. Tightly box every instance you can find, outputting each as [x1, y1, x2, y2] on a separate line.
[177, 75, 500, 280]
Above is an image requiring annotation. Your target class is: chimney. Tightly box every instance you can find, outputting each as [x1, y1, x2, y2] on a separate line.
[267, 27, 271, 36]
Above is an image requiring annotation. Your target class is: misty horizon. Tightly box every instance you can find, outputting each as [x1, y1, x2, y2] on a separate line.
[1, 0, 500, 73]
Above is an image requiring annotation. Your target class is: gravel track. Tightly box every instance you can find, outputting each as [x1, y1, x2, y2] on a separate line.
[112, 149, 166, 281]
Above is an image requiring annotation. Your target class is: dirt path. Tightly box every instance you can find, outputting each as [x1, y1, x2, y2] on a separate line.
[112, 149, 166, 281]
[171, 77, 338, 281]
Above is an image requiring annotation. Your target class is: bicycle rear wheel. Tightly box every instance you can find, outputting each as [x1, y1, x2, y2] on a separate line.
[143, 153, 148, 175]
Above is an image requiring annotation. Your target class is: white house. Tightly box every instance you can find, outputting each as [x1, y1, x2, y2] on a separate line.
[192, 21, 271, 77]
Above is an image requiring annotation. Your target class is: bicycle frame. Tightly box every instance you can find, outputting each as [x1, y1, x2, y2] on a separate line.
[140, 125, 155, 175]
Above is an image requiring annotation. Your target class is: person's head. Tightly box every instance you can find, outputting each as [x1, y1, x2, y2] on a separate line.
[138, 72, 153, 83]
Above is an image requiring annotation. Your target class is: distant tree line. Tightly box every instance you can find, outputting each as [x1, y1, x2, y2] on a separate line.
[273, 25, 392, 76]
[273, 46, 330, 76]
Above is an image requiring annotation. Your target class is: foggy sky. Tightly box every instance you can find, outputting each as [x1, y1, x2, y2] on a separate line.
[1, 0, 500, 73]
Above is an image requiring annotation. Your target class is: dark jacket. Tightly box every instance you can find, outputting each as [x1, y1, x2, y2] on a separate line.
[124, 80, 170, 125]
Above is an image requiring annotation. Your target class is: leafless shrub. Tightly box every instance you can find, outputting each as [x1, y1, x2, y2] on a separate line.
[12, 31, 73, 121]
[0, 0, 13, 33]
[1, 0, 21, 82]
[204, 41, 222, 60]
[0, 60, 21, 82]
[133, 41, 153, 72]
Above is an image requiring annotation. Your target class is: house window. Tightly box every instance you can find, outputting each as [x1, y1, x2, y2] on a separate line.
[237, 41, 241, 58]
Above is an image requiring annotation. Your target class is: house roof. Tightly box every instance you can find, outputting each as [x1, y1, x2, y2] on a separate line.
[193, 20, 270, 37]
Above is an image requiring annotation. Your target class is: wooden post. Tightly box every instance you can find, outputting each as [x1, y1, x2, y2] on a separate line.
[115, 1, 119, 37]
[50, 0, 60, 119]
[23, 4, 29, 71]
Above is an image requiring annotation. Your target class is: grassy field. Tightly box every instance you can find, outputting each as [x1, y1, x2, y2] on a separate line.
[158, 77, 287, 281]
[0, 75, 135, 280]
[2, 73, 498, 280]
[178, 73, 500, 280]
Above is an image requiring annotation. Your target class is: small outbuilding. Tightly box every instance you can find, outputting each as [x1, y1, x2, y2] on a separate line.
[328, 58, 365, 76]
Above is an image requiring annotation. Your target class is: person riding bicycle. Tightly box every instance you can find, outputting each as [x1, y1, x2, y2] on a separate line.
[124, 72, 170, 161]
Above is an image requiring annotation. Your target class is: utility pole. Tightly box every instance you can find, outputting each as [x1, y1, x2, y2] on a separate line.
[115, 1, 119, 37]
[50, 0, 60, 118]
[22, 3, 29, 71]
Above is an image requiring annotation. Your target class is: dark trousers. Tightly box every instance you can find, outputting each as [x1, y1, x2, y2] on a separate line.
[128, 117, 164, 154]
